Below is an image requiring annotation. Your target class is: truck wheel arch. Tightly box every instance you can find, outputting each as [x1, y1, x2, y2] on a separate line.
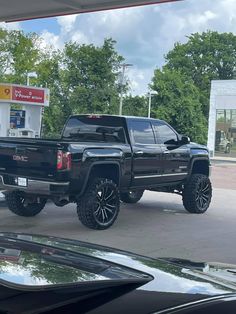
[79, 162, 121, 196]
[189, 158, 210, 177]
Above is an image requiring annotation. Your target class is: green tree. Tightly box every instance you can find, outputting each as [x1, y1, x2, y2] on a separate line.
[0, 28, 40, 84]
[122, 95, 148, 117]
[151, 68, 207, 144]
[62, 38, 123, 116]
[165, 31, 236, 116]
[0, 29, 124, 137]
[41, 38, 124, 136]
[35, 52, 66, 137]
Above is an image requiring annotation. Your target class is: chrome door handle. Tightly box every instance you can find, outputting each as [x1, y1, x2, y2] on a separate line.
[163, 150, 170, 154]
[135, 151, 144, 155]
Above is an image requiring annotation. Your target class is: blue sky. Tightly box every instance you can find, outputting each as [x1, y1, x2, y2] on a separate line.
[2, 0, 236, 94]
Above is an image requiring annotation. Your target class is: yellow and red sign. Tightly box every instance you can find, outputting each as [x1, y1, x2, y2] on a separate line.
[0, 83, 49, 106]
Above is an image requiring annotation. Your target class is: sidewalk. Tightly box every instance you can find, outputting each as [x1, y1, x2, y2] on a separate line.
[211, 156, 236, 164]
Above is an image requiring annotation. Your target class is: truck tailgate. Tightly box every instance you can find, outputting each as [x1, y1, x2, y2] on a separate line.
[0, 138, 59, 180]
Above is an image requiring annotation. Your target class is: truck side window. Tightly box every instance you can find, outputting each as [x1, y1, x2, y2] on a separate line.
[131, 121, 155, 144]
[154, 123, 178, 144]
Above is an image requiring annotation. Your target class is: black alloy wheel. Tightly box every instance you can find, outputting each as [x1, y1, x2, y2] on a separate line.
[183, 174, 212, 214]
[95, 183, 119, 225]
[5, 191, 47, 217]
[77, 178, 120, 230]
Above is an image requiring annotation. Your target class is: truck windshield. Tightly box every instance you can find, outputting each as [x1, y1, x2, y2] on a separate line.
[62, 116, 126, 143]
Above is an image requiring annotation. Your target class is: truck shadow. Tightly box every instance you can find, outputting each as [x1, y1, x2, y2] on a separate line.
[122, 201, 188, 215]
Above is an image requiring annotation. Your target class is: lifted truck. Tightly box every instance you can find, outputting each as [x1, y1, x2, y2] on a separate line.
[0, 115, 212, 230]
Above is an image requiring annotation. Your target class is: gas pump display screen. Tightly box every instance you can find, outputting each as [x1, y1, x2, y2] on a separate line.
[10, 109, 26, 129]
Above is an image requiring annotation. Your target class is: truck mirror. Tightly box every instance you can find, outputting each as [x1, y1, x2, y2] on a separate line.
[181, 136, 190, 145]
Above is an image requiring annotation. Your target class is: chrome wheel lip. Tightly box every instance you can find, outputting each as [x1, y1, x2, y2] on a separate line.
[93, 185, 118, 226]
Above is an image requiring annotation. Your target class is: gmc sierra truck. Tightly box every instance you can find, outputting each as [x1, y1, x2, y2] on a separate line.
[0, 115, 212, 230]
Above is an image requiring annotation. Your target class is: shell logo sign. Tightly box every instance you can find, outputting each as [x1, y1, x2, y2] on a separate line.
[0, 85, 12, 100]
[0, 83, 49, 106]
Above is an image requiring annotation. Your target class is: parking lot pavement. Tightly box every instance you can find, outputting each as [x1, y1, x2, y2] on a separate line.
[0, 163, 235, 264]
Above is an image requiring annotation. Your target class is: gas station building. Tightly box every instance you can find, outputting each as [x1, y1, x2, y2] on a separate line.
[0, 83, 49, 138]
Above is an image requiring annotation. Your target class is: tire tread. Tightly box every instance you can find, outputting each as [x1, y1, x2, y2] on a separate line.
[183, 174, 212, 214]
[5, 192, 46, 217]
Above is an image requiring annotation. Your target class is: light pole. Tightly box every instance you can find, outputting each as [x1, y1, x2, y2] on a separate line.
[119, 63, 133, 115]
[148, 91, 158, 118]
[26, 72, 38, 86]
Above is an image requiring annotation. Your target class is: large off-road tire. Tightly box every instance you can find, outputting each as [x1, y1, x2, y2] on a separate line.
[120, 190, 144, 204]
[77, 178, 120, 230]
[5, 191, 47, 217]
[183, 174, 212, 214]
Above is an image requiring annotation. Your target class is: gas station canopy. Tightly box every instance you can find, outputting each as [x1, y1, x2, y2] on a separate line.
[0, 0, 181, 22]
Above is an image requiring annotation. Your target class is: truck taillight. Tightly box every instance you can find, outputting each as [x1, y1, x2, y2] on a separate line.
[57, 151, 72, 171]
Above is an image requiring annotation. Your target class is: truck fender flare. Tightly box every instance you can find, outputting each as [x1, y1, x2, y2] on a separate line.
[187, 157, 210, 179]
[78, 161, 122, 197]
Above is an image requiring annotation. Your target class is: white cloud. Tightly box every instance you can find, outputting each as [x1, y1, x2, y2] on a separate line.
[40, 30, 62, 50]
[71, 31, 89, 44]
[0, 21, 21, 30]
[57, 14, 78, 33]
[28, 0, 236, 94]
[129, 67, 154, 95]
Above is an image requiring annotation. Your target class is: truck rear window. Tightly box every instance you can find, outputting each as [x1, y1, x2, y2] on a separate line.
[62, 116, 126, 143]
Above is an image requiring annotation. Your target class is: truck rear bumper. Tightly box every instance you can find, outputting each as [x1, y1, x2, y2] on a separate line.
[0, 175, 70, 196]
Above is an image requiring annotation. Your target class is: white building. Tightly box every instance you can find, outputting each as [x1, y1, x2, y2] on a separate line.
[208, 80, 236, 157]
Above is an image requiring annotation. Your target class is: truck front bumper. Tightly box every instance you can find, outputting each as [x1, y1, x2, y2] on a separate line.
[0, 175, 70, 196]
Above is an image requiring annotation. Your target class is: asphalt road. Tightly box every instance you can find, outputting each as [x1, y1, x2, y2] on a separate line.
[0, 162, 235, 264]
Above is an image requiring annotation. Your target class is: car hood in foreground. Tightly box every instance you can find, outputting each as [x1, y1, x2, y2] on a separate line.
[0, 232, 234, 314]
[0, 232, 234, 294]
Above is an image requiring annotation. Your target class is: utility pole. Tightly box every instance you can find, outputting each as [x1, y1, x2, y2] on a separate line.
[119, 63, 133, 115]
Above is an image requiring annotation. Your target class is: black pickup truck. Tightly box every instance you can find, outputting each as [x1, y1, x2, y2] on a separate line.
[0, 115, 212, 230]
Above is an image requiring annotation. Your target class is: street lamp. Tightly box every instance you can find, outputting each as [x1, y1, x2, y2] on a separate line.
[26, 72, 38, 86]
[119, 63, 133, 116]
[147, 91, 158, 118]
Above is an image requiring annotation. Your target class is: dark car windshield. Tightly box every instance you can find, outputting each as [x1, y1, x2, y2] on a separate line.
[62, 116, 126, 143]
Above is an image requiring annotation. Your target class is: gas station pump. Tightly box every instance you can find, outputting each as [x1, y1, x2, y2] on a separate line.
[0, 83, 49, 138]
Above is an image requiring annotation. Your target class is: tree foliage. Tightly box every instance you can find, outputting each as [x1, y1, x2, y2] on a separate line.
[0, 28, 40, 84]
[165, 31, 236, 116]
[41, 39, 124, 136]
[62, 38, 123, 116]
[0, 29, 124, 137]
[122, 95, 148, 117]
[151, 69, 207, 144]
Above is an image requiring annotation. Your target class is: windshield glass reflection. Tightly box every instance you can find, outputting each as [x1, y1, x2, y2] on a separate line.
[4, 234, 231, 294]
[0, 245, 106, 286]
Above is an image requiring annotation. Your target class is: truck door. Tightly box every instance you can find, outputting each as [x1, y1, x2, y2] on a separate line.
[129, 120, 163, 187]
[153, 121, 189, 183]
